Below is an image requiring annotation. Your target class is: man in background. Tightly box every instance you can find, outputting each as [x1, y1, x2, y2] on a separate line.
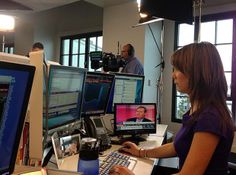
[121, 44, 144, 75]
[32, 42, 44, 52]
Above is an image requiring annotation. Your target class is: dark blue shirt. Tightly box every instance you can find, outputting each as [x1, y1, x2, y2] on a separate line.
[174, 106, 234, 175]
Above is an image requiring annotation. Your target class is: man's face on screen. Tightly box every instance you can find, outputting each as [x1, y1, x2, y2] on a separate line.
[136, 107, 145, 119]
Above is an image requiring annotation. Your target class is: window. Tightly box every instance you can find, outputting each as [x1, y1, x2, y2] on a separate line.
[172, 12, 236, 122]
[60, 31, 102, 70]
[4, 43, 14, 54]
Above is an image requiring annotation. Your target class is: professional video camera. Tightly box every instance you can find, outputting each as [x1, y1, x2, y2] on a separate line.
[90, 51, 125, 72]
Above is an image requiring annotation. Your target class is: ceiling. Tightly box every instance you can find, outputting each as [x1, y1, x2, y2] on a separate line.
[1, 0, 236, 13]
[10, 0, 134, 12]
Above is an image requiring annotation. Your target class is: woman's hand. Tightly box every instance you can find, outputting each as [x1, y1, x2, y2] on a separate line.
[120, 141, 140, 157]
[109, 165, 135, 175]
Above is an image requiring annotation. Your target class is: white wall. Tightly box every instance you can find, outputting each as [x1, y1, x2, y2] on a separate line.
[14, 1, 103, 60]
[103, 2, 144, 57]
[103, 1, 162, 104]
[143, 22, 162, 104]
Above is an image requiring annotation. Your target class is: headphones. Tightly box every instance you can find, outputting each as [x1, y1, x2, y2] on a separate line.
[127, 44, 135, 57]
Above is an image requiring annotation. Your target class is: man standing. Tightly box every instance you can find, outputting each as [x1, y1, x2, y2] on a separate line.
[121, 44, 144, 75]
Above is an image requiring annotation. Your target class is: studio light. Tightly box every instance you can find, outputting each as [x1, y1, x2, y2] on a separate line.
[0, 14, 15, 31]
[0, 14, 15, 52]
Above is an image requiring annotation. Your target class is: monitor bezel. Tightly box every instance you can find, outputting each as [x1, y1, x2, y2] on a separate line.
[45, 65, 87, 131]
[114, 103, 157, 136]
[0, 61, 35, 174]
[106, 72, 145, 114]
[81, 71, 115, 117]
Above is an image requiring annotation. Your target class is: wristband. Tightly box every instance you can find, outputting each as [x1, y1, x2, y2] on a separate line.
[144, 149, 148, 158]
[139, 148, 144, 157]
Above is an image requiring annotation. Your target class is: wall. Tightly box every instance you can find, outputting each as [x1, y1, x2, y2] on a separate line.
[103, 1, 161, 104]
[14, 1, 103, 61]
[143, 22, 162, 105]
[103, 2, 144, 56]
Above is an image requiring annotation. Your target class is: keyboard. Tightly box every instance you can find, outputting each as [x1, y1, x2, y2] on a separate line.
[99, 151, 137, 175]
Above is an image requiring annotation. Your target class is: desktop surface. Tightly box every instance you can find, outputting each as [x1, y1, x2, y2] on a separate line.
[50, 132, 165, 174]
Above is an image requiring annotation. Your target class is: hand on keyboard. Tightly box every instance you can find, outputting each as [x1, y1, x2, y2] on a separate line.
[120, 142, 140, 157]
[100, 151, 137, 175]
[109, 165, 135, 175]
[118, 146, 131, 154]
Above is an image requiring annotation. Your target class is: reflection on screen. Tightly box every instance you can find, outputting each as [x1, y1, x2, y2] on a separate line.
[44, 66, 86, 130]
[82, 72, 114, 116]
[107, 73, 144, 113]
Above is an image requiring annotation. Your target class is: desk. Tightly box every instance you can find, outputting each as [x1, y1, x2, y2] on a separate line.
[48, 124, 167, 174]
[58, 135, 164, 174]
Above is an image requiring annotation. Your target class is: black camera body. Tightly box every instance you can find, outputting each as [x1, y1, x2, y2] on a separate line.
[90, 51, 125, 72]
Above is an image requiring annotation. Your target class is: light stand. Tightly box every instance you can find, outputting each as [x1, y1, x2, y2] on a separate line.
[193, 0, 204, 42]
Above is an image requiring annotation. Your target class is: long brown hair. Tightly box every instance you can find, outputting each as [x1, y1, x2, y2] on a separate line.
[172, 42, 234, 132]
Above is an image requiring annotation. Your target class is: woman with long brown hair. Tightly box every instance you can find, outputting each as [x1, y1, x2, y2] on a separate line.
[109, 42, 235, 175]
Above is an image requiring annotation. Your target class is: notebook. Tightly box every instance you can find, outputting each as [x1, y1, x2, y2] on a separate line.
[0, 61, 35, 175]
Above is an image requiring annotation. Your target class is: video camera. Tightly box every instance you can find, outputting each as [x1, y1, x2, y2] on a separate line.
[90, 51, 125, 72]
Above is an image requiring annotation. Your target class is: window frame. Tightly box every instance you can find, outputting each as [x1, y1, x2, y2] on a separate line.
[172, 11, 236, 123]
[60, 31, 102, 69]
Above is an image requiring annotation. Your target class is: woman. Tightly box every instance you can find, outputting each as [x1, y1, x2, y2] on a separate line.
[109, 42, 235, 175]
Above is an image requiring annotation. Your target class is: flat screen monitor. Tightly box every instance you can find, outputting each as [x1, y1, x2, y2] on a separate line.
[114, 103, 157, 143]
[0, 61, 35, 175]
[44, 65, 86, 131]
[82, 72, 114, 116]
[107, 73, 144, 113]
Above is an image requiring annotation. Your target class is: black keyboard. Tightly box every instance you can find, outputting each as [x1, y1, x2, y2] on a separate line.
[99, 151, 137, 175]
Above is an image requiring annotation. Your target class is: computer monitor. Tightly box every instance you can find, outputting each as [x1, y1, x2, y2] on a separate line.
[114, 103, 157, 143]
[0, 61, 35, 175]
[43, 65, 86, 132]
[107, 73, 144, 113]
[82, 72, 115, 116]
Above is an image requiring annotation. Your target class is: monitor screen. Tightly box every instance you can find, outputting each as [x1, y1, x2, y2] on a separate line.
[82, 72, 114, 116]
[0, 61, 35, 174]
[107, 73, 144, 113]
[44, 65, 86, 130]
[114, 103, 157, 137]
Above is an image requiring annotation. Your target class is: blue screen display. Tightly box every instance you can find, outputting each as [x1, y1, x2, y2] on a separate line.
[0, 63, 34, 174]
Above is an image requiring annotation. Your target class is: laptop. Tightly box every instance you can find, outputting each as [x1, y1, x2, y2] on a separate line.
[51, 132, 81, 170]
[0, 61, 35, 175]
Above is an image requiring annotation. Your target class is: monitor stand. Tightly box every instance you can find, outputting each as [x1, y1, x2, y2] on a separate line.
[113, 135, 146, 145]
